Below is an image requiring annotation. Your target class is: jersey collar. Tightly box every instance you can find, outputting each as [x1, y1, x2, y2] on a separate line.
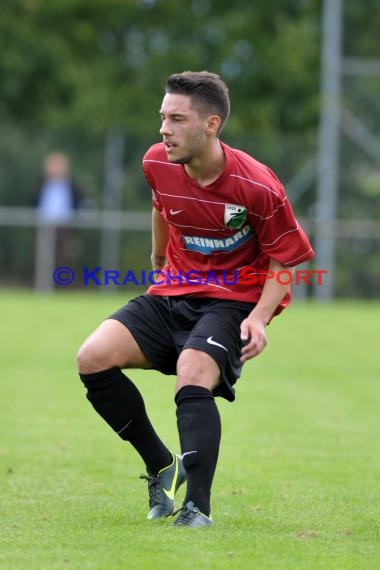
[181, 140, 233, 190]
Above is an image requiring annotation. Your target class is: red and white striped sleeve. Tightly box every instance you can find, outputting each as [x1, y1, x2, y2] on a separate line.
[248, 173, 314, 267]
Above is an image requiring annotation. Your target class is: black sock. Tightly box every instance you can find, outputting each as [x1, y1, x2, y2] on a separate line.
[80, 367, 172, 475]
[175, 385, 221, 517]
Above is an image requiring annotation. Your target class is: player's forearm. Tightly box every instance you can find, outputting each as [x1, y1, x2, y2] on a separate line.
[249, 259, 294, 325]
[151, 207, 169, 270]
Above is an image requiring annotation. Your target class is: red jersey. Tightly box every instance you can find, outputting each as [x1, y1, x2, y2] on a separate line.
[143, 141, 314, 314]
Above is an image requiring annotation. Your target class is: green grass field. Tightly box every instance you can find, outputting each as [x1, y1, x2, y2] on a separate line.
[1, 292, 379, 570]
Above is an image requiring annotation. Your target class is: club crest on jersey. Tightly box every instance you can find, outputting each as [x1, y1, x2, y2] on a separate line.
[224, 204, 247, 229]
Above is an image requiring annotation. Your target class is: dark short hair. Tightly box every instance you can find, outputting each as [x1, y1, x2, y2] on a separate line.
[165, 71, 230, 134]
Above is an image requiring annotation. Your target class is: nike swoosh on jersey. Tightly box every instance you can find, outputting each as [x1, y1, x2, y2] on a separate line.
[162, 457, 179, 501]
[206, 336, 228, 352]
[170, 209, 182, 215]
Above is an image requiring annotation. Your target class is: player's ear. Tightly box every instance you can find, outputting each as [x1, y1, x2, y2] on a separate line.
[205, 115, 221, 136]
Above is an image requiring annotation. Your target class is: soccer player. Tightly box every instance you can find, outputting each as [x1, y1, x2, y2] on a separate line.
[77, 71, 314, 528]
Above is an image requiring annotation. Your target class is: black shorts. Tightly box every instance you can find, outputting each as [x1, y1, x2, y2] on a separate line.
[109, 294, 256, 402]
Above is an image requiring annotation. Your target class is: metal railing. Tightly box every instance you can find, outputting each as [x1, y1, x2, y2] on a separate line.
[0, 206, 151, 292]
[1, 206, 380, 295]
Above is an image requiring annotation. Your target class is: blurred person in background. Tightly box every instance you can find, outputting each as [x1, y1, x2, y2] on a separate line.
[34, 151, 85, 268]
[35, 152, 83, 223]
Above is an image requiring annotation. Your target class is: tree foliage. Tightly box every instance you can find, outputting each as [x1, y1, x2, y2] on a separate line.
[0, 0, 320, 143]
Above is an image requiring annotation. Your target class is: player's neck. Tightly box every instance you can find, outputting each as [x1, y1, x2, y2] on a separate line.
[184, 140, 225, 187]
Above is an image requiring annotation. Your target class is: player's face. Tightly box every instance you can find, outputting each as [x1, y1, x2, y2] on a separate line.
[159, 93, 209, 164]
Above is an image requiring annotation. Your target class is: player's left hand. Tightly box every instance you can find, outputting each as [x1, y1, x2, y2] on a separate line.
[240, 317, 267, 362]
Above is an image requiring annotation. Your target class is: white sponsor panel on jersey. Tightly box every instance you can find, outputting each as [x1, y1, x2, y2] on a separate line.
[183, 224, 254, 254]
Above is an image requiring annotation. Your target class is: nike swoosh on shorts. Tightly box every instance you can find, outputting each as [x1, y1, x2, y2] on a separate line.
[206, 336, 228, 352]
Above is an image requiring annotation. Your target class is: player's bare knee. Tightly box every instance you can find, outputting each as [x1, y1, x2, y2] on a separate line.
[76, 340, 109, 374]
[176, 350, 220, 392]
[176, 367, 198, 390]
[76, 342, 95, 373]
